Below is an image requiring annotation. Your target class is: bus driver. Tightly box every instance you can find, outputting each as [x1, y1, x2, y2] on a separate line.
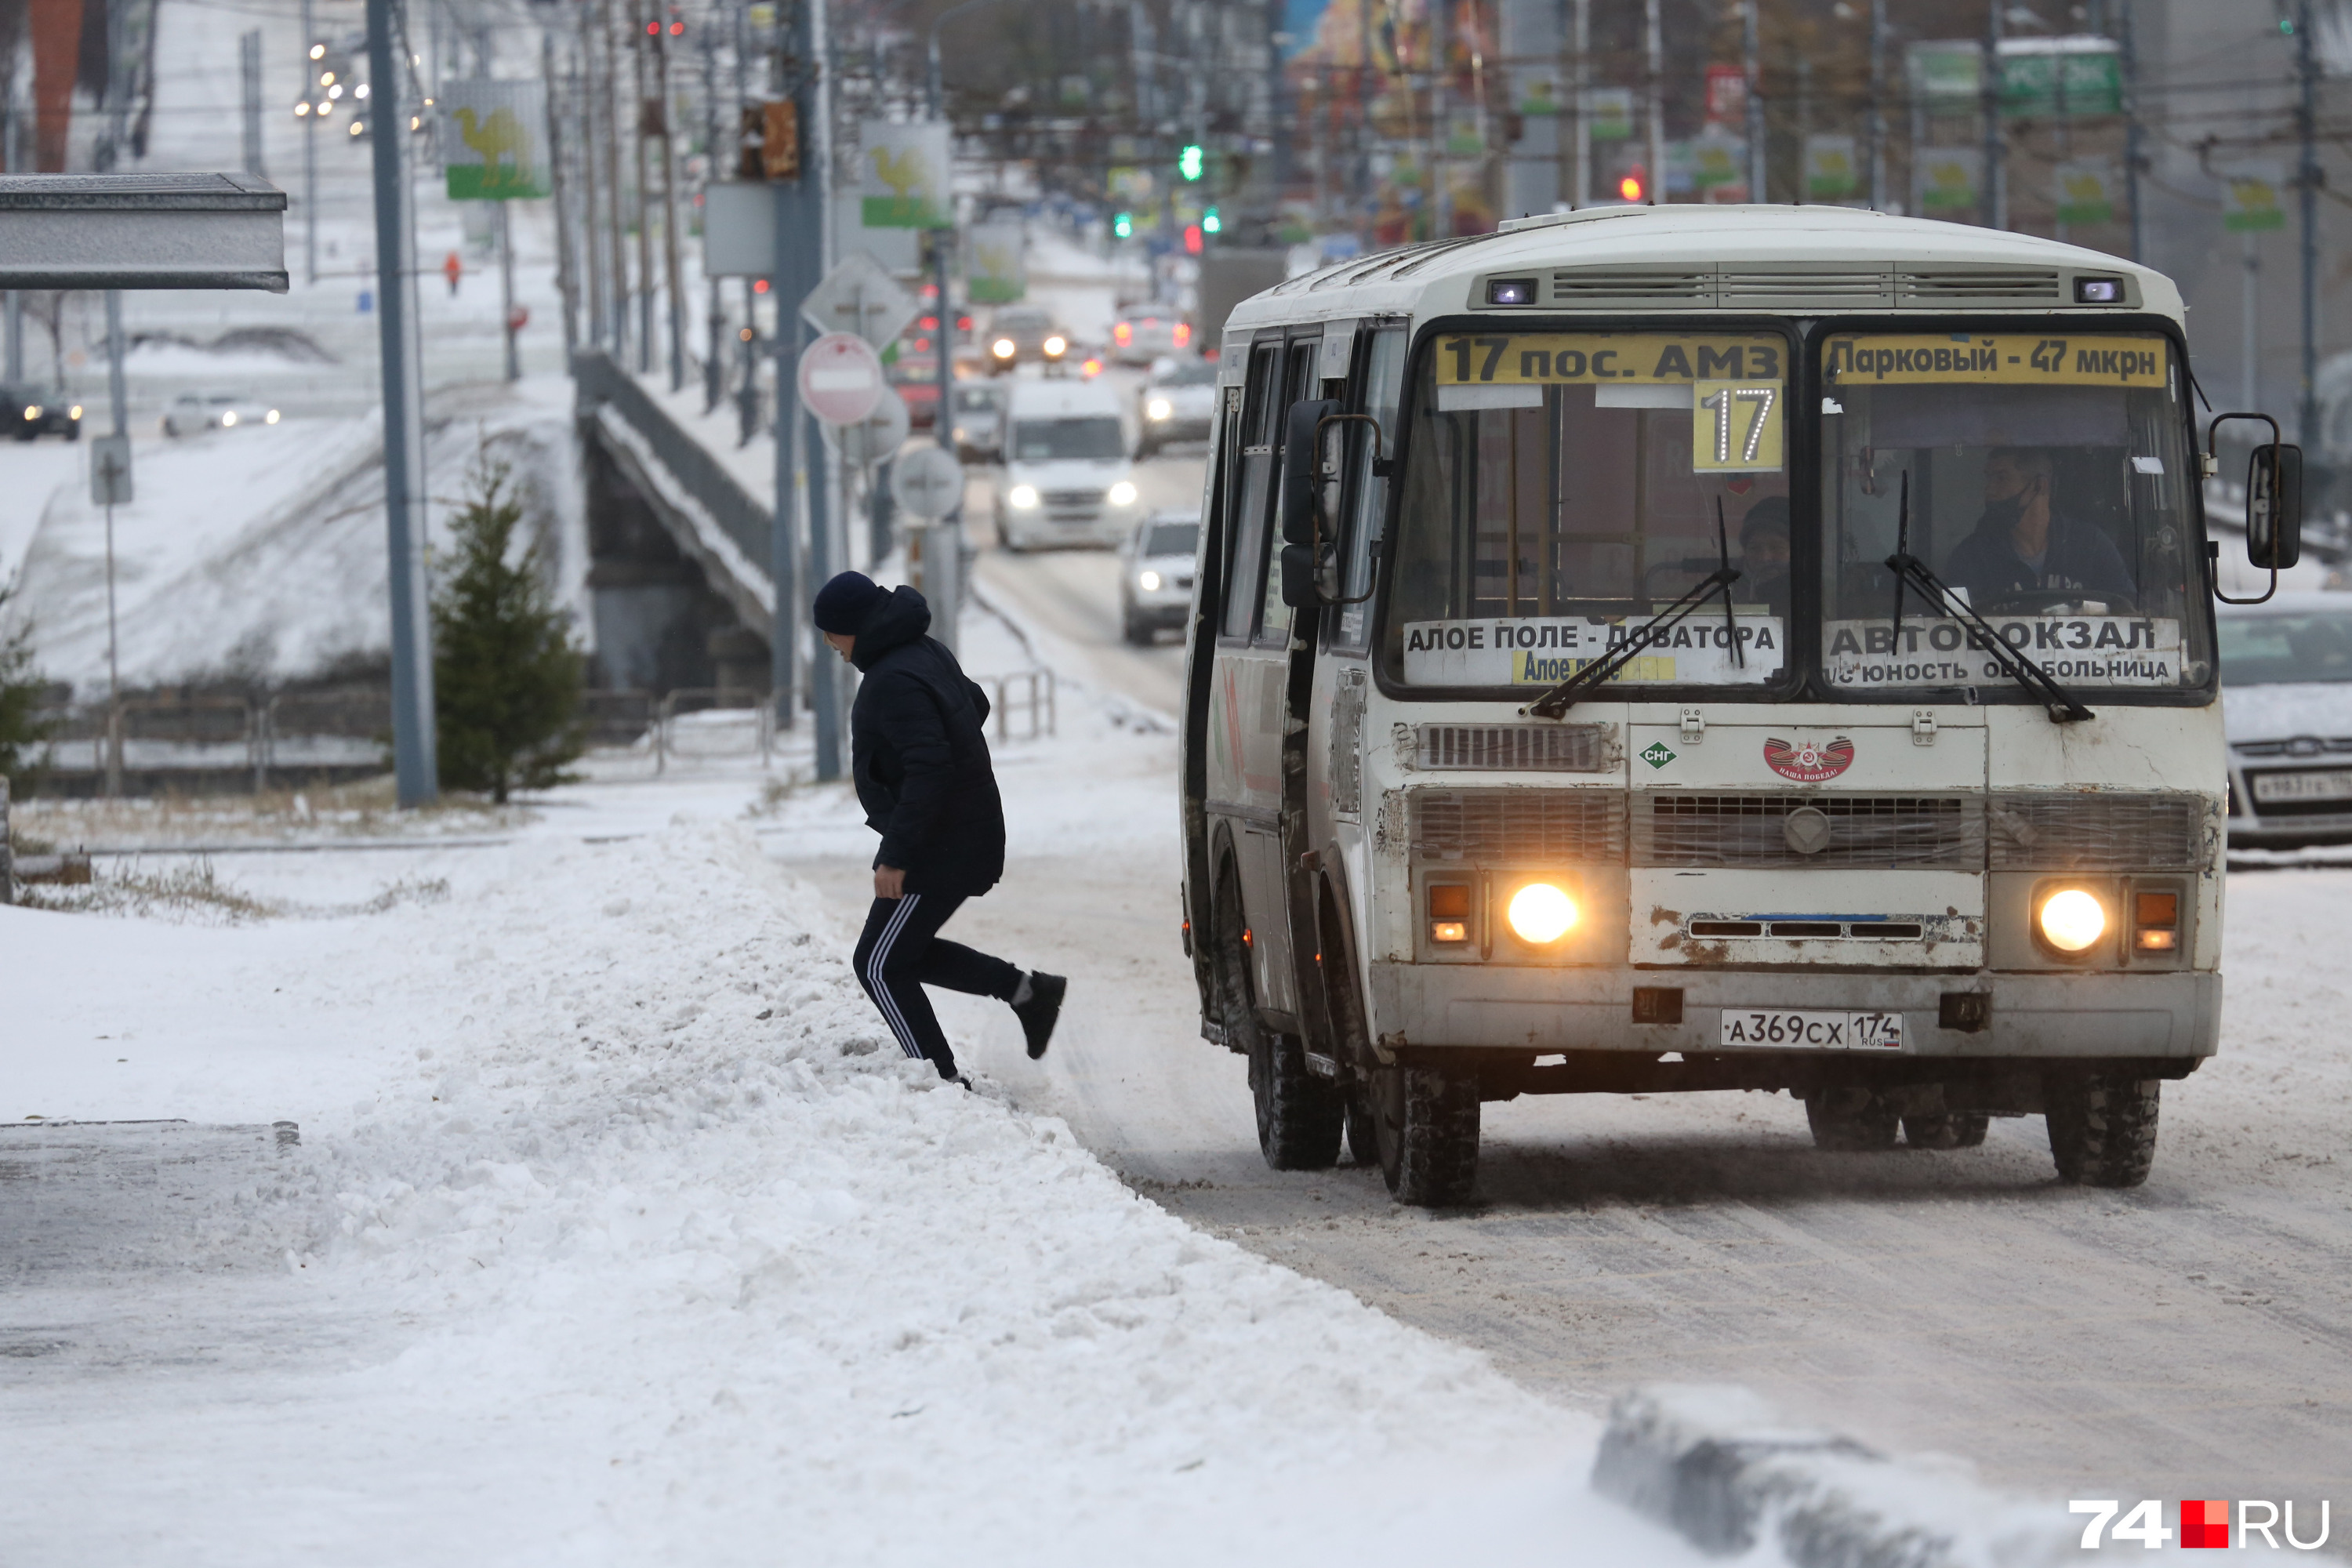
[1941, 446, 2136, 611]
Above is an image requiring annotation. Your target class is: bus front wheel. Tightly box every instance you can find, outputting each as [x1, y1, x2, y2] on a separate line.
[2046, 1073, 2159, 1189]
[1367, 1063, 1479, 1206]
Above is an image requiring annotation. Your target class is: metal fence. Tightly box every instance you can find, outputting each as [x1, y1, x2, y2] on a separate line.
[987, 669, 1057, 742]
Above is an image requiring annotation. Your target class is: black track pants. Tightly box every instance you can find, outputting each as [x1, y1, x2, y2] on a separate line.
[851, 893, 1022, 1078]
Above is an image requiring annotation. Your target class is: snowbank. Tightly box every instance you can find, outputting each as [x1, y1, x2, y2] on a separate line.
[0, 821, 1711, 1566]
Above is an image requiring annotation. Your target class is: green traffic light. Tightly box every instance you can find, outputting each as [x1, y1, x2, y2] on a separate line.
[1202, 208, 1221, 234]
[1112, 211, 1134, 238]
[1178, 144, 1204, 181]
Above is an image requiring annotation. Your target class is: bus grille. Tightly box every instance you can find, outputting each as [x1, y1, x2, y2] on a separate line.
[1410, 788, 1626, 862]
[1987, 793, 2209, 869]
[1635, 793, 1983, 869]
[1414, 723, 1610, 772]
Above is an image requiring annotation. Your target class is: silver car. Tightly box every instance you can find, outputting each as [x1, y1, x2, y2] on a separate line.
[162, 392, 281, 437]
[1133, 356, 1218, 458]
[1119, 512, 1200, 644]
[948, 381, 1007, 463]
[2220, 590, 2352, 844]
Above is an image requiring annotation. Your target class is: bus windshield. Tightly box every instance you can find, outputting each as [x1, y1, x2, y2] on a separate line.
[1819, 330, 2209, 695]
[1386, 330, 1792, 691]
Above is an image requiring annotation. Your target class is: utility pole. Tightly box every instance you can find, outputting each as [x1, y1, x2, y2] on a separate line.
[477, 29, 521, 384]
[1572, 0, 1588, 206]
[775, 0, 835, 768]
[366, 0, 439, 807]
[631, 0, 655, 374]
[5, 109, 22, 382]
[2121, 0, 2143, 262]
[546, 31, 581, 361]
[602, 0, 630, 360]
[103, 291, 128, 798]
[1431, 0, 1451, 234]
[240, 31, 267, 178]
[700, 21, 724, 412]
[656, 11, 686, 393]
[2296, 0, 2320, 448]
[1742, 0, 1763, 202]
[1980, 0, 2003, 230]
[1643, 0, 1663, 204]
[300, 0, 318, 284]
[1867, 0, 1886, 211]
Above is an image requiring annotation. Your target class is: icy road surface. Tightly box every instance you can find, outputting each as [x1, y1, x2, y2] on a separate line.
[770, 485, 2352, 1513]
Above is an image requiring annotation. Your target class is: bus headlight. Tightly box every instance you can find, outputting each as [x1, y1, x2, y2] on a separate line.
[1138, 570, 1162, 590]
[1007, 484, 1039, 509]
[1506, 882, 1577, 945]
[1146, 397, 1173, 421]
[2036, 887, 2107, 953]
[1108, 481, 1138, 506]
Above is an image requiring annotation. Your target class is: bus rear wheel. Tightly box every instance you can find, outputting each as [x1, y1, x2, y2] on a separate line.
[2046, 1073, 2159, 1189]
[1216, 877, 1340, 1171]
[1367, 1063, 1479, 1206]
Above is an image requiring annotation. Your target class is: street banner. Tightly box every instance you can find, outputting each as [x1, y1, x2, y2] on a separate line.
[2054, 159, 2117, 226]
[2221, 164, 2288, 234]
[1584, 87, 1633, 143]
[441, 81, 550, 201]
[967, 220, 1025, 305]
[861, 121, 951, 229]
[1804, 135, 1857, 201]
[1914, 146, 1981, 216]
[2000, 38, 2121, 118]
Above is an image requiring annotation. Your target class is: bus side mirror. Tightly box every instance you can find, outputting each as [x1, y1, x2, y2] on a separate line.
[1279, 397, 1342, 546]
[2248, 443, 2303, 569]
[1278, 543, 1317, 608]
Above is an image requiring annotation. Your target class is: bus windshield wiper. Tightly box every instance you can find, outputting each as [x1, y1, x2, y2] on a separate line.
[1526, 506, 1743, 720]
[1882, 470, 2094, 724]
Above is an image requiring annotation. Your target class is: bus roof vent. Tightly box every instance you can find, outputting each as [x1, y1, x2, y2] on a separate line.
[1897, 267, 2065, 306]
[1414, 723, 1613, 772]
[1549, 267, 1711, 307]
[1717, 267, 1896, 308]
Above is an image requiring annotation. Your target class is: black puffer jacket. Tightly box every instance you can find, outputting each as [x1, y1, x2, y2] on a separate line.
[848, 586, 1005, 895]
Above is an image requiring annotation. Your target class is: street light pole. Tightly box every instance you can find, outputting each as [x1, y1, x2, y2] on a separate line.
[2296, 0, 2320, 448]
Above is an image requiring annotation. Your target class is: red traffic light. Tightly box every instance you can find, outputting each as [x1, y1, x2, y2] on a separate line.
[668, 20, 683, 34]
[753, 278, 769, 294]
[1183, 223, 1203, 254]
[1620, 169, 1646, 202]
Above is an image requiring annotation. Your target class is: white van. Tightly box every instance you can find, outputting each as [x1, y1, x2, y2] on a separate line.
[993, 378, 1145, 550]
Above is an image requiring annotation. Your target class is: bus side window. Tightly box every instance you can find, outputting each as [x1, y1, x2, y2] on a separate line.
[1257, 338, 1325, 646]
[1221, 343, 1283, 641]
[1333, 326, 1407, 653]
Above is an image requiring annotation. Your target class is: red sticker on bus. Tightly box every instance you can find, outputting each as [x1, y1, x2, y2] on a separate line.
[1764, 735, 1855, 782]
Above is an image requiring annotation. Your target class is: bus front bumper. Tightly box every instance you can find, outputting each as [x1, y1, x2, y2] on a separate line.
[1367, 963, 2220, 1063]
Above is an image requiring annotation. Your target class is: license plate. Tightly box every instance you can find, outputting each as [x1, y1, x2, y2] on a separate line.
[1719, 1009, 1905, 1050]
[2252, 769, 2352, 804]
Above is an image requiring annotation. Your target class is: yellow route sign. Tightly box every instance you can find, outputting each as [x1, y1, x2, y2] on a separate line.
[1434, 332, 1784, 386]
[1823, 332, 2167, 388]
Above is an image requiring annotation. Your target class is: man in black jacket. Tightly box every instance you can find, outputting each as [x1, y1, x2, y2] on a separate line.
[813, 571, 1065, 1082]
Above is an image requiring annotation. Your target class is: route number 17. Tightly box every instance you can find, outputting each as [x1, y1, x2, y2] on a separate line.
[1693, 380, 1783, 473]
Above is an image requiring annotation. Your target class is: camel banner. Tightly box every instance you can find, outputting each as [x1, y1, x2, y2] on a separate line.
[860, 122, 950, 230]
[441, 82, 550, 201]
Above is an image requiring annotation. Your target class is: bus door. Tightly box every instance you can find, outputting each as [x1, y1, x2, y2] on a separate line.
[1299, 322, 1410, 1009]
[1207, 331, 1321, 1022]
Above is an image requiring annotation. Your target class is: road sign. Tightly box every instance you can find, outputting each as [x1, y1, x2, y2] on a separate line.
[797, 332, 884, 426]
[891, 445, 966, 521]
[823, 383, 911, 469]
[90, 434, 132, 506]
[799, 251, 920, 349]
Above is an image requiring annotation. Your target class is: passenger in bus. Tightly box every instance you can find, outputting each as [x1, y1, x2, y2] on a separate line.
[1737, 495, 1792, 620]
[1940, 446, 2134, 610]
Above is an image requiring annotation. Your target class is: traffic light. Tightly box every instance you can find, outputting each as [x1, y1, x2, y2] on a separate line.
[1183, 223, 1203, 254]
[1201, 207, 1221, 235]
[1178, 143, 1204, 182]
[1112, 210, 1133, 239]
[1619, 166, 1647, 202]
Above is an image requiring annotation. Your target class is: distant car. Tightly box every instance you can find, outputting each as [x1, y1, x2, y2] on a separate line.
[888, 354, 940, 430]
[994, 378, 1143, 551]
[162, 393, 280, 437]
[2220, 591, 2352, 845]
[1134, 356, 1218, 458]
[1119, 511, 1200, 644]
[983, 305, 1069, 373]
[949, 380, 1007, 463]
[1109, 307, 1192, 365]
[3, 384, 82, 441]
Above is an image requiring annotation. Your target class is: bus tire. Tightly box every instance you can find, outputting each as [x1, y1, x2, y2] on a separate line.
[1344, 1081, 1379, 1167]
[2045, 1074, 2158, 1188]
[1902, 1111, 1991, 1149]
[1367, 1064, 1479, 1206]
[1217, 876, 1340, 1171]
[1806, 1088, 1899, 1151]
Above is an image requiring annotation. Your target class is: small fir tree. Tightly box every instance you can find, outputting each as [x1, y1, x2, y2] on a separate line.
[0, 572, 53, 793]
[431, 459, 585, 803]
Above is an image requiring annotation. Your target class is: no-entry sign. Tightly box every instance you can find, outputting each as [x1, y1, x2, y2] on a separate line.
[797, 332, 885, 426]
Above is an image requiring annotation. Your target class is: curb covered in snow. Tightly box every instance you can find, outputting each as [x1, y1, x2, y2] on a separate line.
[1593, 1385, 2112, 1568]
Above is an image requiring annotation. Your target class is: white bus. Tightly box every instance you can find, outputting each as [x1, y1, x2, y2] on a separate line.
[1176, 205, 2303, 1204]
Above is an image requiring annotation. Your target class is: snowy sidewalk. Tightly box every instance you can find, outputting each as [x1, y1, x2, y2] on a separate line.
[1, 821, 1710, 1566]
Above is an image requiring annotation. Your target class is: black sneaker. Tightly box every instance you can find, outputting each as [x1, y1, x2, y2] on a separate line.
[1012, 972, 1067, 1060]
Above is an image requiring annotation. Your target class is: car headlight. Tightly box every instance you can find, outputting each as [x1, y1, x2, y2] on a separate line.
[1138, 569, 1162, 590]
[1008, 484, 1039, 509]
[68, 405, 82, 419]
[992, 338, 1016, 358]
[2036, 887, 2107, 953]
[1043, 335, 1067, 358]
[23, 405, 38, 419]
[265, 409, 280, 424]
[1506, 882, 1578, 945]
[1107, 481, 1138, 506]
[1146, 397, 1173, 421]
[221, 410, 238, 426]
